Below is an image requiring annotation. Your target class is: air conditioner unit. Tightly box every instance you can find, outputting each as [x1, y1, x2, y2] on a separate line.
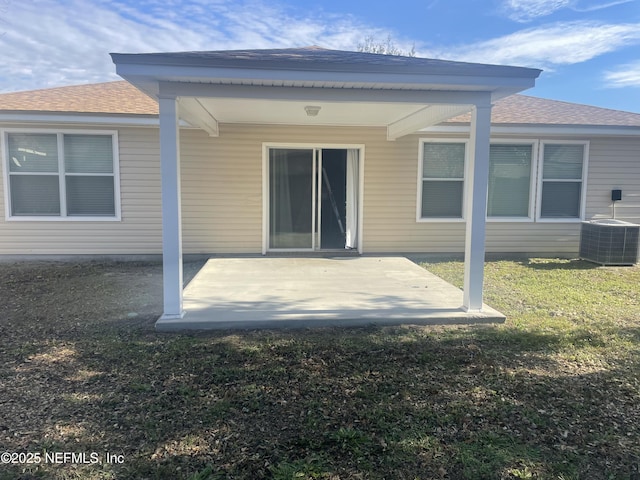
[579, 219, 640, 266]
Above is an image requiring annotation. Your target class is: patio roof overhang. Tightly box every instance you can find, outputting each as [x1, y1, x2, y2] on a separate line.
[111, 47, 541, 140]
[110, 47, 541, 326]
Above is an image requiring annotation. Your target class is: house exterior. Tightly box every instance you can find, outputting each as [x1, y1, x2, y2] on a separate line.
[1, 47, 639, 321]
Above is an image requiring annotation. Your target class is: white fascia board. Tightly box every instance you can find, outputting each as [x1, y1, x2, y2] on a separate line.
[115, 63, 538, 93]
[0, 112, 160, 127]
[158, 82, 495, 106]
[0, 112, 204, 129]
[422, 124, 640, 137]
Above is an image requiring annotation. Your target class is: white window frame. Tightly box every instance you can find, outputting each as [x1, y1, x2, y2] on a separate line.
[486, 139, 538, 223]
[416, 138, 468, 223]
[2, 128, 121, 221]
[535, 140, 589, 223]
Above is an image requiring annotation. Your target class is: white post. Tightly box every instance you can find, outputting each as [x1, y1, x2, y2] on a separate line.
[158, 96, 184, 319]
[463, 102, 492, 312]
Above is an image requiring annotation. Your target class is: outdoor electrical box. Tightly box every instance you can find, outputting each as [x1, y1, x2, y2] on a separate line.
[612, 189, 622, 201]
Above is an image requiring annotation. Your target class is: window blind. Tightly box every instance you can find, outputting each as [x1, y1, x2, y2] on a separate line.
[421, 142, 465, 218]
[6, 132, 117, 218]
[488, 144, 532, 217]
[543, 144, 583, 179]
[8, 133, 58, 173]
[541, 143, 585, 218]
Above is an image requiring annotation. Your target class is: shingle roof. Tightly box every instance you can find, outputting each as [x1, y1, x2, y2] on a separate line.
[1, 80, 639, 127]
[0, 81, 158, 115]
[449, 94, 640, 127]
[112, 46, 539, 78]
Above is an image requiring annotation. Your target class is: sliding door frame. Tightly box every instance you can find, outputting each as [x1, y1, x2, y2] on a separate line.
[262, 142, 365, 255]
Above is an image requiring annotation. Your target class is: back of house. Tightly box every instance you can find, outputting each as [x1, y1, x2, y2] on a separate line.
[1, 48, 639, 258]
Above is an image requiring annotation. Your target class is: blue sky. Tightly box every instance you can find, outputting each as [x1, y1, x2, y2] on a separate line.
[1, 0, 639, 112]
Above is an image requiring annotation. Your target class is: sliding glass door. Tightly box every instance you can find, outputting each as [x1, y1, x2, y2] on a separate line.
[268, 147, 358, 251]
[269, 149, 314, 249]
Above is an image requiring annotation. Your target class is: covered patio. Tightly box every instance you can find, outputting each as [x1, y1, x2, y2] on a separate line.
[110, 47, 541, 329]
[155, 256, 505, 331]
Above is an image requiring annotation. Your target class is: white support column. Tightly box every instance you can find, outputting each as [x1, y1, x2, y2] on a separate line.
[463, 102, 492, 312]
[158, 96, 184, 320]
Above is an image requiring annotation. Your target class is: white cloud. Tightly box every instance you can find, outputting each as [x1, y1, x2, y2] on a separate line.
[1, 0, 639, 95]
[604, 61, 640, 87]
[422, 21, 640, 68]
[0, 0, 381, 92]
[503, 0, 572, 22]
[501, 0, 635, 21]
[572, 0, 635, 12]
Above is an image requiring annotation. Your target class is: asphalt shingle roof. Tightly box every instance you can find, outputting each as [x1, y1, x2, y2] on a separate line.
[449, 94, 640, 127]
[1, 80, 640, 127]
[111, 46, 539, 77]
[0, 81, 158, 115]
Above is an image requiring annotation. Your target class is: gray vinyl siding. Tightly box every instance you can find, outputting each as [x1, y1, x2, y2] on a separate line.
[0, 123, 638, 256]
[586, 137, 640, 223]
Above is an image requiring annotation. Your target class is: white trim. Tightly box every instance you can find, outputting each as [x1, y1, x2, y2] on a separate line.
[535, 140, 589, 222]
[315, 149, 321, 250]
[177, 98, 219, 137]
[2, 128, 121, 222]
[486, 138, 538, 222]
[357, 145, 365, 254]
[262, 145, 268, 255]
[422, 124, 640, 137]
[57, 133, 66, 217]
[387, 104, 472, 140]
[416, 138, 469, 222]
[0, 113, 161, 127]
[262, 142, 365, 253]
[115, 54, 539, 89]
[155, 81, 518, 105]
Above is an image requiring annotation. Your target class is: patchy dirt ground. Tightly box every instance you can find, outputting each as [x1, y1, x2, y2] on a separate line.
[1, 260, 203, 333]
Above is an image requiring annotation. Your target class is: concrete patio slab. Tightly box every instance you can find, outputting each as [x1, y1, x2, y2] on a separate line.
[155, 257, 505, 331]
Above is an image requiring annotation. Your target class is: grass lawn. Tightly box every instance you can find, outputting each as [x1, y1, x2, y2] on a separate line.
[0, 258, 639, 479]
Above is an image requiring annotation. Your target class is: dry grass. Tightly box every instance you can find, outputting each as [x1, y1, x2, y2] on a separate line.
[0, 258, 639, 479]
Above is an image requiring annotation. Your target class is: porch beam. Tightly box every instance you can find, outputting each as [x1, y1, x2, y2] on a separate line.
[178, 97, 219, 137]
[159, 82, 494, 105]
[387, 104, 473, 140]
[463, 101, 492, 312]
[158, 95, 184, 320]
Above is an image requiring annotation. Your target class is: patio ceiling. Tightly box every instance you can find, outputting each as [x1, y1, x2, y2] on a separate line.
[111, 47, 542, 140]
[176, 95, 474, 140]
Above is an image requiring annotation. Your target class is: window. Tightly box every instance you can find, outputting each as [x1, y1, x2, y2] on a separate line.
[488, 143, 534, 218]
[4, 131, 119, 219]
[539, 142, 587, 219]
[419, 141, 466, 219]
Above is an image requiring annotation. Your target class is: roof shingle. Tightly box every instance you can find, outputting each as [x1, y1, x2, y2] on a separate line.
[0, 81, 158, 115]
[448, 94, 640, 127]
